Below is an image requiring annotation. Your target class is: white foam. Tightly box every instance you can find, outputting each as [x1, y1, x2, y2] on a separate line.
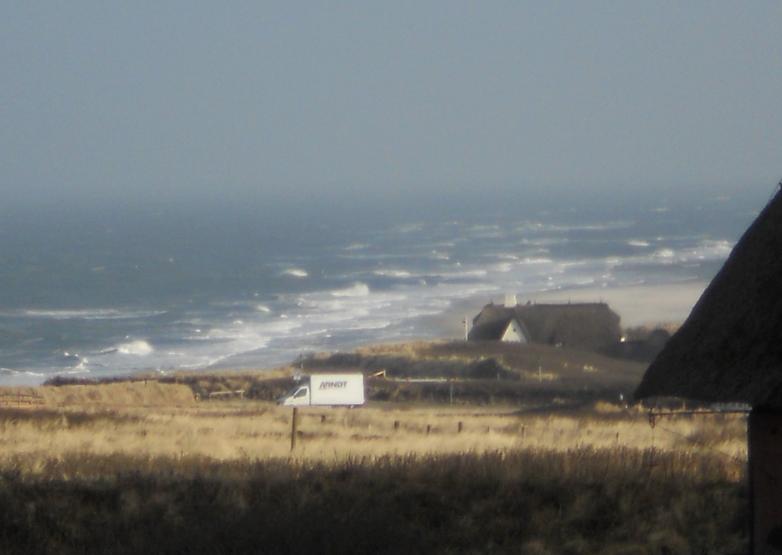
[331, 282, 371, 297]
[653, 248, 676, 260]
[0, 367, 45, 377]
[72, 357, 90, 371]
[627, 240, 650, 247]
[344, 243, 369, 251]
[521, 257, 554, 265]
[493, 262, 514, 273]
[282, 268, 308, 278]
[395, 223, 424, 234]
[255, 304, 272, 313]
[116, 340, 154, 356]
[10, 308, 166, 320]
[373, 269, 413, 278]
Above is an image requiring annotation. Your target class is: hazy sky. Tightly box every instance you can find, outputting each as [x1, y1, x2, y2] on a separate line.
[2, 2, 781, 207]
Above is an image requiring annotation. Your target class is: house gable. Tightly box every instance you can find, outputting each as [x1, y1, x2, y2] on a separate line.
[501, 319, 529, 343]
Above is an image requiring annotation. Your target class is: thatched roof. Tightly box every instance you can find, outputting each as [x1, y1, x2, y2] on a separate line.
[469, 302, 621, 351]
[635, 189, 782, 408]
[468, 312, 531, 342]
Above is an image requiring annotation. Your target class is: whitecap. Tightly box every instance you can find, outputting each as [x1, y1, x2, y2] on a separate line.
[395, 223, 424, 234]
[255, 304, 272, 313]
[372, 269, 413, 278]
[12, 308, 166, 320]
[521, 257, 554, 265]
[282, 268, 308, 278]
[654, 248, 676, 259]
[116, 340, 154, 356]
[331, 282, 371, 297]
[344, 243, 369, 251]
[627, 240, 650, 247]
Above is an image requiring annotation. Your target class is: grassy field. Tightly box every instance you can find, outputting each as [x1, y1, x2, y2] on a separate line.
[0, 379, 748, 554]
[0, 341, 750, 553]
[0, 449, 746, 555]
[0, 394, 747, 464]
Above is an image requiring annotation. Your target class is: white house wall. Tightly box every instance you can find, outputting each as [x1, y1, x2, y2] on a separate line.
[501, 320, 528, 343]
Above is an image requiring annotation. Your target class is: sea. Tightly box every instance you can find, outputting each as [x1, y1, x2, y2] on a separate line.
[0, 186, 770, 385]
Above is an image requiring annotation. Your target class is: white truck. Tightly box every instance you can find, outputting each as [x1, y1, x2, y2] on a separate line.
[278, 373, 365, 407]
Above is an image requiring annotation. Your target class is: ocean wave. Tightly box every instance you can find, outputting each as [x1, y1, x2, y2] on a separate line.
[492, 263, 514, 273]
[515, 221, 634, 234]
[521, 257, 554, 265]
[0, 367, 46, 377]
[116, 340, 154, 356]
[627, 240, 651, 247]
[653, 248, 676, 260]
[282, 268, 309, 278]
[395, 223, 424, 234]
[72, 357, 90, 371]
[373, 269, 413, 278]
[344, 242, 370, 251]
[430, 250, 450, 260]
[6, 308, 167, 320]
[331, 282, 371, 297]
[437, 268, 488, 279]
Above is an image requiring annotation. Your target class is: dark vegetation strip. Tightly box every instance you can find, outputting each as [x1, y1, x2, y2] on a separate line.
[0, 449, 746, 555]
[0, 408, 141, 427]
[43, 373, 631, 407]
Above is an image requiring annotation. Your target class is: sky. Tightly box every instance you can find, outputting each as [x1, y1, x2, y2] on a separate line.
[1, 2, 781, 209]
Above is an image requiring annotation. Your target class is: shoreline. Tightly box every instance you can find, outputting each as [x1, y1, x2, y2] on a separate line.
[1, 280, 707, 388]
[416, 279, 707, 340]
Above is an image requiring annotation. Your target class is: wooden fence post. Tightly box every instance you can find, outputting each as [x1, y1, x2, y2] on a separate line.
[290, 408, 298, 452]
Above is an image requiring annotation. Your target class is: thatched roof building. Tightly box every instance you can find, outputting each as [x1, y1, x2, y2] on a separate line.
[469, 302, 621, 351]
[635, 188, 782, 408]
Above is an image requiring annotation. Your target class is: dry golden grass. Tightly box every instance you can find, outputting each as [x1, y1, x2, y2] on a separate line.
[0, 384, 748, 554]
[0, 382, 195, 408]
[0, 394, 747, 476]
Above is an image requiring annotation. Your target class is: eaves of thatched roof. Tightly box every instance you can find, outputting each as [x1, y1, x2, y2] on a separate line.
[635, 189, 782, 408]
[468, 301, 620, 350]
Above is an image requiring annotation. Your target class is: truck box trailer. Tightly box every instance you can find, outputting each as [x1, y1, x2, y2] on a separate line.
[279, 373, 365, 407]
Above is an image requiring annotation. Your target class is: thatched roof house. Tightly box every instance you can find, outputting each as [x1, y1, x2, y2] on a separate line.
[635, 189, 782, 408]
[469, 301, 621, 351]
[635, 187, 782, 554]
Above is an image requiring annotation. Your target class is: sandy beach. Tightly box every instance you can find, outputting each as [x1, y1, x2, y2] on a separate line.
[423, 280, 708, 339]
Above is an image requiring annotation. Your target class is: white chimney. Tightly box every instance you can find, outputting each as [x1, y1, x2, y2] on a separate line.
[504, 293, 517, 307]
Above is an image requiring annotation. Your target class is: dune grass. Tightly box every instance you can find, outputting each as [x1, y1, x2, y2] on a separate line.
[0, 400, 747, 465]
[0, 449, 746, 554]
[0, 386, 749, 553]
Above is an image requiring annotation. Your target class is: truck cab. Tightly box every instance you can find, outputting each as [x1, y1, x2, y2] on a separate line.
[281, 384, 311, 406]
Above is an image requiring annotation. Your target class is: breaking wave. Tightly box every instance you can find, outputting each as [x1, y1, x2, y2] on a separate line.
[331, 282, 371, 297]
[282, 268, 308, 278]
[116, 340, 154, 356]
[7, 308, 166, 320]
